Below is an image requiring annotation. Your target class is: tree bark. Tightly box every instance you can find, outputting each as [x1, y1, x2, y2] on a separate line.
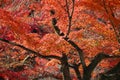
[74, 66, 82, 80]
[100, 62, 120, 80]
[61, 54, 71, 80]
[83, 69, 91, 80]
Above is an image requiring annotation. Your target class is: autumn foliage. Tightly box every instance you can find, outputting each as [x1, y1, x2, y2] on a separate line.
[0, 0, 120, 80]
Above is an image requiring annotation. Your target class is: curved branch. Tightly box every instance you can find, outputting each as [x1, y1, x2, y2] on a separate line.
[0, 38, 61, 60]
[64, 38, 87, 70]
[51, 18, 86, 70]
[87, 52, 120, 74]
[51, 12, 85, 69]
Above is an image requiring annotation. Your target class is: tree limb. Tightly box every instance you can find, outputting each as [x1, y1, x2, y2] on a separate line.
[50, 5, 86, 70]
[51, 18, 87, 70]
[69, 62, 82, 80]
[64, 38, 87, 70]
[61, 54, 72, 80]
[66, 0, 75, 37]
[87, 52, 120, 74]
[0, 38, 61, 60]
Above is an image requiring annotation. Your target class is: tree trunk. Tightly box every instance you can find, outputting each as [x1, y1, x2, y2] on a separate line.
[61, 54, 71, 80]
[74, 67, 82, 80]
[83, 74, 91, 80]
[83, 69, 91, 80]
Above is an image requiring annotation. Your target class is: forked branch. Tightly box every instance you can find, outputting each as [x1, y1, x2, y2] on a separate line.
[66, 0, 75, 37]
[51, 17, 86, 70]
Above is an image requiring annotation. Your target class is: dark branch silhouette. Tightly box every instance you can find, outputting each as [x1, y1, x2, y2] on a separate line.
[0, 38, 61, 60]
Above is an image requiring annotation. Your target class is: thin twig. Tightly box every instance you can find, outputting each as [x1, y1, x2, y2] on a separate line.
[65, 0, 70, 17]
[66, 0, 75, 37]
[102, 0, 120, 43]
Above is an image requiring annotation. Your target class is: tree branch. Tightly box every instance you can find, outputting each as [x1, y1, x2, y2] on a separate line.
[69, 62, 82, 80]
[105, 62, 120, 74]
[64, 38, 87, 70]
[0, 38, 61, 60]
[61, 54, 72, 80]
[102, 0, 120, 43]
[87, 52, 120, 74]
[50, 3, 86, 70]
[66, 0, 75, 37]
[65, 0, 70, 17]
[52, 18, 64, 36]
[51, 18, 86, 69]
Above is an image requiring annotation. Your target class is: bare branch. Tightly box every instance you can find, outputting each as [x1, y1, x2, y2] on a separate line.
[52, 18, 64, 36]
[51, 18, 86, 70]
[66, 0, 75, 37]
[61, 53, 72, 80]
[65, 0, 70, 17]
[102, 0, 120, 43]
[51, 0, 86, 70]
[69, 62, 82, 80]
[63, 37, 87, 70]
[87, 52, 120, 74]
[51, 24, 86, 70]
[0, 38, 61, 60]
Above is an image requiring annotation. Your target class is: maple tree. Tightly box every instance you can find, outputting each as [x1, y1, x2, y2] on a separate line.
[0, 0, 120, 80]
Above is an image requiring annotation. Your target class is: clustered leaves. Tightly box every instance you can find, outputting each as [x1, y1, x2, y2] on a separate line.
[0, 0, 120, 80]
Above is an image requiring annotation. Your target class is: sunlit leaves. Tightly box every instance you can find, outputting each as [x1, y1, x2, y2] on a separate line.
[38, 34, 73, 56]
